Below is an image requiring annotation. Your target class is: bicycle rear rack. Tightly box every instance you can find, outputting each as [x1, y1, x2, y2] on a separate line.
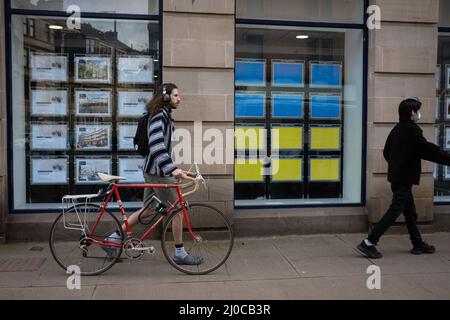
[61, 190, 102, 232]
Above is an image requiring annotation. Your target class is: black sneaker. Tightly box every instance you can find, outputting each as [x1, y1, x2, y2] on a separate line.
[411, 241, 435, 255]
[356, 241, 382, 259]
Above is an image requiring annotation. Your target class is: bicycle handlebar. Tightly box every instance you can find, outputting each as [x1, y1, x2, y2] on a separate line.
[178, 164, 204, 198]
[179, 174, 199, 198]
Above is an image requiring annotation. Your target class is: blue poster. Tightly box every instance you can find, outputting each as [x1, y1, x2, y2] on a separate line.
[310, 94, 341, 119]
[272, 62, 304, 87]
[272, 94, 303, 118]
[235, 93, 265, 118]
[310, 63, 342, 88]
[235, 60, 266, 87]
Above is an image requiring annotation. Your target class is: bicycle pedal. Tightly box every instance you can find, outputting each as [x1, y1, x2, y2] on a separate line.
[144, 246, 156, 254]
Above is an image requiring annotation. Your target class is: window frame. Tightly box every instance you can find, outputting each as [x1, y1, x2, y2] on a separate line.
[234, 0, 369, 209]
[5, 0, 163, 213]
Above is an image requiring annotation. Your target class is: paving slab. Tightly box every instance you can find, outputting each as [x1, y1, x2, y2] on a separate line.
[93, 281, 231, 300]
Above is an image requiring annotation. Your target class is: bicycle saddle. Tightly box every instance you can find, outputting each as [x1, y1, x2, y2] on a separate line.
[97, 172, 127, 182]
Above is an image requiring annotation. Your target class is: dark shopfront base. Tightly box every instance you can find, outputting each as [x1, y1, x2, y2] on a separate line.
[3, 206, 450, 242]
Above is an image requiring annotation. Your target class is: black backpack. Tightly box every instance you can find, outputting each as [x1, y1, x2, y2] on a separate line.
[133, 113, 150, 157]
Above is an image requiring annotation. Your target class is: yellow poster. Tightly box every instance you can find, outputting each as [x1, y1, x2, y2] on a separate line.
[272, 126, 303, 150]
[310, 127, 340, 150]
[310, 158, 340, 181]
[235, 126, 265, 150]
[235, 158, 264, 182]
[272, 159, 302, 182]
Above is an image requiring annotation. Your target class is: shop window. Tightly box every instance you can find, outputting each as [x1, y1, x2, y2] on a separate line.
[9, 14, 160, 210]
[434, 34, 450, 201]
[235, 25, 364, 206]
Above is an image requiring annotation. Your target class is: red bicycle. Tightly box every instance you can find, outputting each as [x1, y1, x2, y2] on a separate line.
[49, 164, 234, 275]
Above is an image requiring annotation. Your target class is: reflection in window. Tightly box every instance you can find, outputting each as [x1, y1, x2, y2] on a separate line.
[12, 0, 159, 15]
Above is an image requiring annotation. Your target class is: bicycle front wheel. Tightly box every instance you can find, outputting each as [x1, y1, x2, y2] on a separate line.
[161, 203, 234, 275]
[49, 203, 124, 276]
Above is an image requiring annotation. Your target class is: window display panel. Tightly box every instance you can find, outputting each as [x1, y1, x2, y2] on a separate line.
[234, 157, 266, 200]
[74, 56, 112, 84]
[310, 62, 342, 89]
[75, 158, 111, 184]
[10, 15, 160, 209]
[271, 60, 304, 88]
[31, 88, 68, 116]
[235, 92, 266, 118]
[31, 157, 68, 185]
[118, 157, 145, 183]
[117, 56, 153, 84]
[271, 158, 302, 182]
[30, 123, 68, 150]
[271, 125, 303, 150]
[117, 90, 153, 118]
[235, 25, 363, 205]
[75, 90, 112, 116]
[30, 53, 68, 82]
[272, 93, 303, 119]
[309, 126, 341, 151]
[310, 94, 341, 119]
[235, 59, 266, 87]
[118, 124, 138, 150]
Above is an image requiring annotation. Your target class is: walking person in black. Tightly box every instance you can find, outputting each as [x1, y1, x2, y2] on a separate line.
[357, 98, 450, 259]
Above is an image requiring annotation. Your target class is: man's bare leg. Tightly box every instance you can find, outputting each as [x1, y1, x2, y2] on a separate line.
[120, 207, 154, 232]
[172, 212, 183, 245]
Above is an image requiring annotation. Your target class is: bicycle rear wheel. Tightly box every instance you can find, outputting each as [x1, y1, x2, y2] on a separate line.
[161, 203, 234, 275]
[49, 203, 124, 276]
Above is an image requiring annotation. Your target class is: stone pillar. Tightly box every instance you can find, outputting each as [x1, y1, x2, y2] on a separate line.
[162, 0, 235, 220]
[0, 0, 7, 242]
[367, 0, 439, 223]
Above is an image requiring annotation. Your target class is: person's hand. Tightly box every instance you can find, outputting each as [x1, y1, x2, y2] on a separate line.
[171, 168, 184, 180]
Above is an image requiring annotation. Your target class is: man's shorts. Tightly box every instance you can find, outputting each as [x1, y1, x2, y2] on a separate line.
[143, 173, 179, 209]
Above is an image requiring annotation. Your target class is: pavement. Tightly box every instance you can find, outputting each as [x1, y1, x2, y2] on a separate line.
[0, 232, 450, 300]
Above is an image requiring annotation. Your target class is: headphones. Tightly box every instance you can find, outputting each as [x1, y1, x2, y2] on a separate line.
[411, 96, 421, 103]
[162, 84, 170, 103]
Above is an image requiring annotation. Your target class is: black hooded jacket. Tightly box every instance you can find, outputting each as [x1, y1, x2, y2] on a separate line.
[383, 115, 450, 186]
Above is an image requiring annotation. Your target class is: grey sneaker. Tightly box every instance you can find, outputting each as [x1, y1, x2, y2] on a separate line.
[101, 233, 121, 258]
[173, 254, 204, 265]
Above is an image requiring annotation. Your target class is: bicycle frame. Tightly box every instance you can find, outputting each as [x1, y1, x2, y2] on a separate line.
[89, 182, 196, 249]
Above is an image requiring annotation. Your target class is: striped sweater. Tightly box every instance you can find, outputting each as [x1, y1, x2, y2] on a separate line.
[142, 108, 177, 176]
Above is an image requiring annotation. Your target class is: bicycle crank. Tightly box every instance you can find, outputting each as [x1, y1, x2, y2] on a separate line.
[123, 238, 156, 260]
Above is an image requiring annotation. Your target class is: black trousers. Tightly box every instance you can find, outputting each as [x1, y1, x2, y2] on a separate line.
[368, 183, 422, 246]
